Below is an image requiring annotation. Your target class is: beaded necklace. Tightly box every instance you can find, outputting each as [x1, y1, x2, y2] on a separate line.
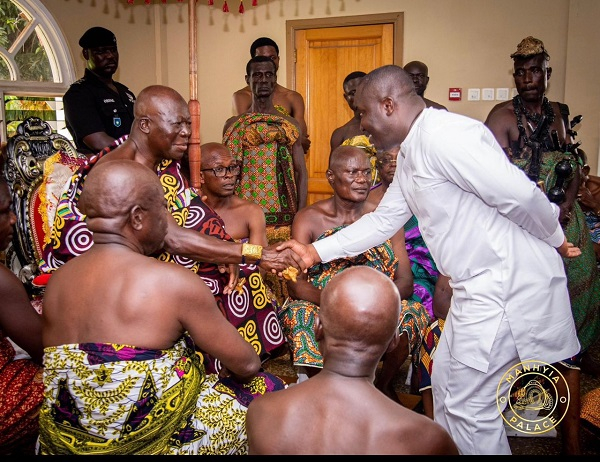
[512, 95, 555, 183]
[512, 95, 555, 149]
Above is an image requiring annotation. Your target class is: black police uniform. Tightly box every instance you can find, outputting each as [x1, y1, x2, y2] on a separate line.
[63, 68, 135, 155]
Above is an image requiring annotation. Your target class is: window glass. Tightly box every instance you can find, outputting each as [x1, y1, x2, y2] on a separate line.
[0, 56, 9, 79]
[0, 0, 74, 144]
[15, 28, 53, 82]
[0, 0, 31, 54]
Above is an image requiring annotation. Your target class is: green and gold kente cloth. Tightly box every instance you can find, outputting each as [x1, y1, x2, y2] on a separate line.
[278, 225, 429, 368]
[223, 113, 299, 228]
[511, 149, 600, 351]
[39, 334, 286, 455]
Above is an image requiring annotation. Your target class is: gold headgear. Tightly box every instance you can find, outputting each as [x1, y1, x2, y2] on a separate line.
[510, 36, 550, 60]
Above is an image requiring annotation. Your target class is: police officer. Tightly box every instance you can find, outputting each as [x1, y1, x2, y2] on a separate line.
[64, 27, 135, 156]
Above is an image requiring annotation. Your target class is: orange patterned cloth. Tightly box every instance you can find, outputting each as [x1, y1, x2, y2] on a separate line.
[581, 388, 600, 430]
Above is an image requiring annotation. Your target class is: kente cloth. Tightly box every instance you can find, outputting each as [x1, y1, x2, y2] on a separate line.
[40, 141, 285, 372]
[222, 113, 299, 227]
[40, 139, 189, 272]
[278, 225, 429, 368]
[511, 149, 600, 351]
[0, 335, 44, 454]
[416, 318, 445, 392]
[38, 335, 286, 455]
[404, 215, 439, 320]
[160, 198, 286, 374]
[274, 105, 290, 116]
[264, 224, 292, 306]
[39, 151, 88, 247]
[341, 134, 379, 184]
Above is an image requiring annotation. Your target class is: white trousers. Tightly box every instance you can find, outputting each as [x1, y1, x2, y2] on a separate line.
[432, 313, 518, 455]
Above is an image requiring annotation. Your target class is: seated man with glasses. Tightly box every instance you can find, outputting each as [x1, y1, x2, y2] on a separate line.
[403, 61, 447, 111]
[278, 145, 430, 401]
[197, 142, 287, 370]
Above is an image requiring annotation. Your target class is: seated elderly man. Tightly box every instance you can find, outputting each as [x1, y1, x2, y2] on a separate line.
[39, 86, 302, 374]
[278, 145, 430, 401]
[41, 85, 303, 290]
[38, 160, 286, 455]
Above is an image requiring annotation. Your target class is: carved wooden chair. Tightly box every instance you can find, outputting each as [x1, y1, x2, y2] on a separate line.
[2, 117, 87, 300]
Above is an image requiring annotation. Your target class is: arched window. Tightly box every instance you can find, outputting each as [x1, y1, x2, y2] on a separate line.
[0, 0, 75, 144]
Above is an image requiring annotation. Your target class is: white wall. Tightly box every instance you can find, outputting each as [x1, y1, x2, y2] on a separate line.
[41, 0, 600, 173]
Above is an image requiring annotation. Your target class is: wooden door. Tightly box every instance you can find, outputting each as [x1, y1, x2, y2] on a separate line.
[294, 22, 396, 205]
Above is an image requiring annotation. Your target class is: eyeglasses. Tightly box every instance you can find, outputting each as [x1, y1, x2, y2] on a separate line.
[201, 164, 241, 177]
[377, 159, 397, 167]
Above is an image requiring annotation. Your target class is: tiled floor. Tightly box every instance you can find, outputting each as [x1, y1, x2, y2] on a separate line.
[262, 337, 600, 455]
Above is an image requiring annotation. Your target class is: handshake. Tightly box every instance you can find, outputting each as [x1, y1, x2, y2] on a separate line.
[257, 239, 320, 279]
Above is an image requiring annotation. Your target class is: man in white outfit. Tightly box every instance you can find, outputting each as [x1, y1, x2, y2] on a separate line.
[277, 65, 581, 455]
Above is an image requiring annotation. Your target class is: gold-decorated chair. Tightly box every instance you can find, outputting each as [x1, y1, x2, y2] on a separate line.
[2, 117, 87, 300]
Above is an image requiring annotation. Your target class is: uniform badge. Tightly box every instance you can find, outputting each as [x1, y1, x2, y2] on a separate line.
[113, 116, 122, 127]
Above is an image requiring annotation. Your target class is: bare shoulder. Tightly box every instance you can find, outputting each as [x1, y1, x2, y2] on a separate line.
[232, 195, 264, 216]
[292, 199, 333, 240]
[276, 85, 306, 117]
[363, 197, 379, 212]
[0, 263, 21, 294]
[388, 408, 459, 455]
[223, 114, 243, 134]
[277, 84, 303, 100]
[232, 87, 252, 115]
[141, 254, 206, 291]
[233, 86, 251, 97]
[485, 100, 514, 123]
[295, 198, 331, 222]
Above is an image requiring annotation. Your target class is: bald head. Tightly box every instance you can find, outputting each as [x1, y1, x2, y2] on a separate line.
[328, 144, 368, 170]
[133, 85, 188, 120]
[359, 65, 416, 102]
[320, 266, 400, 352]
[354, 65, 424, 151]
[403, 61, 430, 97]
[404, 61, 428, 75]
[200, 142, 233, 168]
[80, 160, 164, 230]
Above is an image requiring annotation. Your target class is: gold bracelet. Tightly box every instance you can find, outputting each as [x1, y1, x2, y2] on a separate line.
[241, 243, 263, 264]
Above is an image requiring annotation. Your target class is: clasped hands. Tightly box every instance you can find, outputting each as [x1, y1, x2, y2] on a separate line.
[219, 239, 319, 295]
[260, 239, 320, 277]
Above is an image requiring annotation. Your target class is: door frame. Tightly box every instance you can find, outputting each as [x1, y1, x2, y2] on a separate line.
[285, 13, 404, 90]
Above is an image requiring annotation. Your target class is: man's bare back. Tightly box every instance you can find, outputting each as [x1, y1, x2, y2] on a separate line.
[42, 160, 261, 379]
[246, 266, 458, 455]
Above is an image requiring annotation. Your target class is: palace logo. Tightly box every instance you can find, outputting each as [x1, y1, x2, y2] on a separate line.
[496, 360, 569, 435]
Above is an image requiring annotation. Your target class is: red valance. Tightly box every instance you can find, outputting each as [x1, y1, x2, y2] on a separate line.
[126, 0, 260, 13]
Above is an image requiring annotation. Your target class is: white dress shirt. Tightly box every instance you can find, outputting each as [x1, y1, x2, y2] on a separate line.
[314, 108, 580, 372]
